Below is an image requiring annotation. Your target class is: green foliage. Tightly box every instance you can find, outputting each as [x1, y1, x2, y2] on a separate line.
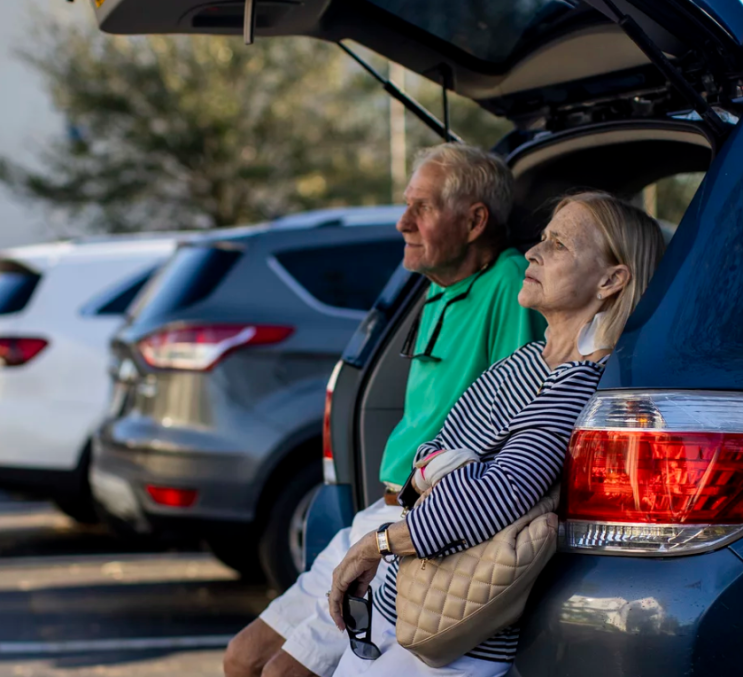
[0, 18, 512, 233]
[655, 173, 705, 226]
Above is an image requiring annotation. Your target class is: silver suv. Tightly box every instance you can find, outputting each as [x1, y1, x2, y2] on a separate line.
[91, 206, 404, 590]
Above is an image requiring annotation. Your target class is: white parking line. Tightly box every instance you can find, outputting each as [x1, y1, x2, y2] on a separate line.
[0, 635, 233, 654]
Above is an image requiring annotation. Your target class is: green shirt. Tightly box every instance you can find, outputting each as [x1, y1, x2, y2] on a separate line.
[378, 248, 547, 487]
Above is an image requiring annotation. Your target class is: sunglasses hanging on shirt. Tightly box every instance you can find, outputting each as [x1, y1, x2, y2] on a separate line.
[400, 263, 492, 363]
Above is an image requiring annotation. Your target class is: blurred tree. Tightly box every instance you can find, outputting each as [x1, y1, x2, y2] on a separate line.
[0, 17, 513, 233]
[404, 70, 513, 155]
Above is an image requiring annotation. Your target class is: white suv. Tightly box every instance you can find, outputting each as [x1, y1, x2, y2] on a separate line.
[0, 235, 178, 522]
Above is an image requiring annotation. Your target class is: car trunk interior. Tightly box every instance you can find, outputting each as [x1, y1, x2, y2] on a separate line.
[354, 120, 714, 507]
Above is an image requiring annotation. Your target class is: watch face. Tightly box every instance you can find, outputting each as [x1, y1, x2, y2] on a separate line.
[376, 525, 392, 555]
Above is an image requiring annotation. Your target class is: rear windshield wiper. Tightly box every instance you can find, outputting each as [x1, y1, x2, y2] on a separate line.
[338, 42, 463, 144]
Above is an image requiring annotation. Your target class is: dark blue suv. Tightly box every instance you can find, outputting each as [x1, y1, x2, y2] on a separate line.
[93, 0, 743, 674]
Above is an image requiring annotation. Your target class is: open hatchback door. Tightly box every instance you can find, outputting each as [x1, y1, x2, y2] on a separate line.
[92, 0, 743, 135]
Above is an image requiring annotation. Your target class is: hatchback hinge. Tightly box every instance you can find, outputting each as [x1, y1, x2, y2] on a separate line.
[338, 42, 462, 144]
[597, 0, 728, 141]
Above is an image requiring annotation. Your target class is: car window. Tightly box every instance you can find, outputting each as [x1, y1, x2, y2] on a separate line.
[0, 265, 41, 315]
[342, 264, 424, 367]
[274, 239, 404, 312]
[80, 266, 158, 317]
[641, 172, 706, 239]
[128, 245, 242, 323]
[368, 0, 570, 65]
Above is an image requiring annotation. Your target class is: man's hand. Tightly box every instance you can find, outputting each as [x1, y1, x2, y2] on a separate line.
[328, 532, 381, 631]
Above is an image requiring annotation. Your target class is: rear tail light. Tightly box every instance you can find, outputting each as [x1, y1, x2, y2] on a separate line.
[0, 337, 48, 367]
[145, 485, 198, 508]
[137, 324, 294, 371]
[562, 391, 743, 556]
[322, 361, 343, 484]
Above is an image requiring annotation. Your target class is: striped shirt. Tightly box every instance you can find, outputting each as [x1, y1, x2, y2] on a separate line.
[373, 341, 608, 663]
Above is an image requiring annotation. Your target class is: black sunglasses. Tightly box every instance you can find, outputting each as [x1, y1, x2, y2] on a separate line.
[342, 589, 381, 661]
[400, 264, 492, 363]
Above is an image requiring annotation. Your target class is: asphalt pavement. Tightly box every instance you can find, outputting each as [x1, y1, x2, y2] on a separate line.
[0, 492, 272, 676]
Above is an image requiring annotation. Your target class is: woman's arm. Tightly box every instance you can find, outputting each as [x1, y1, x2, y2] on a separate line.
[406, 365, 601, 559]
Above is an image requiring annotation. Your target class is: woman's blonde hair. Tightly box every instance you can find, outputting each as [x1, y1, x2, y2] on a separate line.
[554, 192, 666, 348]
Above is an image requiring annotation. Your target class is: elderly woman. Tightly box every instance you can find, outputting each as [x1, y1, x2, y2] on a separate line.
[327, 191, 666, 676]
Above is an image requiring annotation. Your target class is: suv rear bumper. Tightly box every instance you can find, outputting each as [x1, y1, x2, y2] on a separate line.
[303, 483, 355, 569]
[91, 434, 258, 533]
[513, 546, 743, 677]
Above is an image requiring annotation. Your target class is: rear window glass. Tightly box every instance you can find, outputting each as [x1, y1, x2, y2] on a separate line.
[369, 0, 570, 65]
[641, 172, 706, 240]
[275, 240, 404, 312]
[80, 267, 157, 317]
[129, 246, 242, 323]
[0, 269, 41, 315]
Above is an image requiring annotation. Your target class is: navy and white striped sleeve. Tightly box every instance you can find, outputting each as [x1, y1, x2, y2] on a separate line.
[412, 355, 511, 466]
[405, 364, 601, 559]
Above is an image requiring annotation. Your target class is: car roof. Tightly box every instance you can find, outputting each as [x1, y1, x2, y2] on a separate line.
[0, 234, 181, 274]
[185, 204, 404, 245]
[1, 205, 405, 270]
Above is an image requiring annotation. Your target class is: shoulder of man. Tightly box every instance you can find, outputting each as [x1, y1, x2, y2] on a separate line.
[475, 247, 528, 309]
[488, 247, 529, 284]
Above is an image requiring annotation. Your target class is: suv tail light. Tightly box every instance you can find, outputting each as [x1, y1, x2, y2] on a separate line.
[322, 361, 343, 484]
[0, 337, 48, 367]
[145, 484, 198, 508]
[562, 391, 743, 556]
[137, 324, 293, 371]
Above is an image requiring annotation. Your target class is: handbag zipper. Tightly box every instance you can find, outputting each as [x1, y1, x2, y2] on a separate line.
[420, 539, 466, 570]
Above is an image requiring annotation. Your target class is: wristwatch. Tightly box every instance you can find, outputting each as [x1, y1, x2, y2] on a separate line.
[376, 522, 395, 562]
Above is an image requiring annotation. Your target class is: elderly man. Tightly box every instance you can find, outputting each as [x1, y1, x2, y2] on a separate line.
[223, 143, 546, 677]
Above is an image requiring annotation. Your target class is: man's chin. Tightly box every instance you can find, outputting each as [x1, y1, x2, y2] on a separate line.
[402, 253, 425, 273]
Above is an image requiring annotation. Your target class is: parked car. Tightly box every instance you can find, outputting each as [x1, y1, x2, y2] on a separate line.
[93, 0, 743, 673]
[91, 206, 404, 590]
[0, 235, 177, 522]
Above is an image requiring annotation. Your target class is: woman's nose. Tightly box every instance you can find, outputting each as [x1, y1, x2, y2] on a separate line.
[525, 242, 541, 262]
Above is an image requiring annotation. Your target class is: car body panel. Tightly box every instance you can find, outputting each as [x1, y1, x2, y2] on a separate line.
[0, 239, 175, 472]
[513, 547, 743, 677]
[601, 118, 743, 390]
[303, 484, 355, 568]
[95, 209, 405, 537]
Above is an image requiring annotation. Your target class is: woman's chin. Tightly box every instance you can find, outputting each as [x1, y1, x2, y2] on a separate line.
[518, 288, 538, 309]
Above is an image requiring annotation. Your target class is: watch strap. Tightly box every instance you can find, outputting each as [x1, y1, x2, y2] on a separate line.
[376, 521, 394, 558]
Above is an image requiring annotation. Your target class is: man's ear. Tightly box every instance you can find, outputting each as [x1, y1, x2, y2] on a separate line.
[599, 264, 631, 299]
[466, 203, 489, 244]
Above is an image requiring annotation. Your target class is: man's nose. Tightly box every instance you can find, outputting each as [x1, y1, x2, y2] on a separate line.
[396, 210, 415, 233]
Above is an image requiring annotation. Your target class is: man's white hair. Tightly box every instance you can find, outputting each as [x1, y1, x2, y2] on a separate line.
[412, 143, 514, 236]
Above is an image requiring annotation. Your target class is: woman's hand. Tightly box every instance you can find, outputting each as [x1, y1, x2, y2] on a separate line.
[413, 448, 479, 492]
[328, 532, 382, 631]
[414, 486, 433, 507]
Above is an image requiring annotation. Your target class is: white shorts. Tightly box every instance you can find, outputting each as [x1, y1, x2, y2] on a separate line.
[259, 499, 404, 677]
[332, 610, 513, 677]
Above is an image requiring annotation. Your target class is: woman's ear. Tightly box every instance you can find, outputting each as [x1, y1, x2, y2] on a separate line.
[466, 203, 489, 244]
[599, 264, 631, 299]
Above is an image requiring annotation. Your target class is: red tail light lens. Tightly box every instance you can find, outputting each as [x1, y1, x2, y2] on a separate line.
[137, 324, 293, 371]
[0, 337, 48, 367]
[322, 361, 343, 484]
[145, 485, 198, 508]
[562, 391, 743, 555]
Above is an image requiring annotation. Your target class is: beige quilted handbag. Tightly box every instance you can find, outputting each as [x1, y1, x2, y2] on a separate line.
[395, 485, 560, 668]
